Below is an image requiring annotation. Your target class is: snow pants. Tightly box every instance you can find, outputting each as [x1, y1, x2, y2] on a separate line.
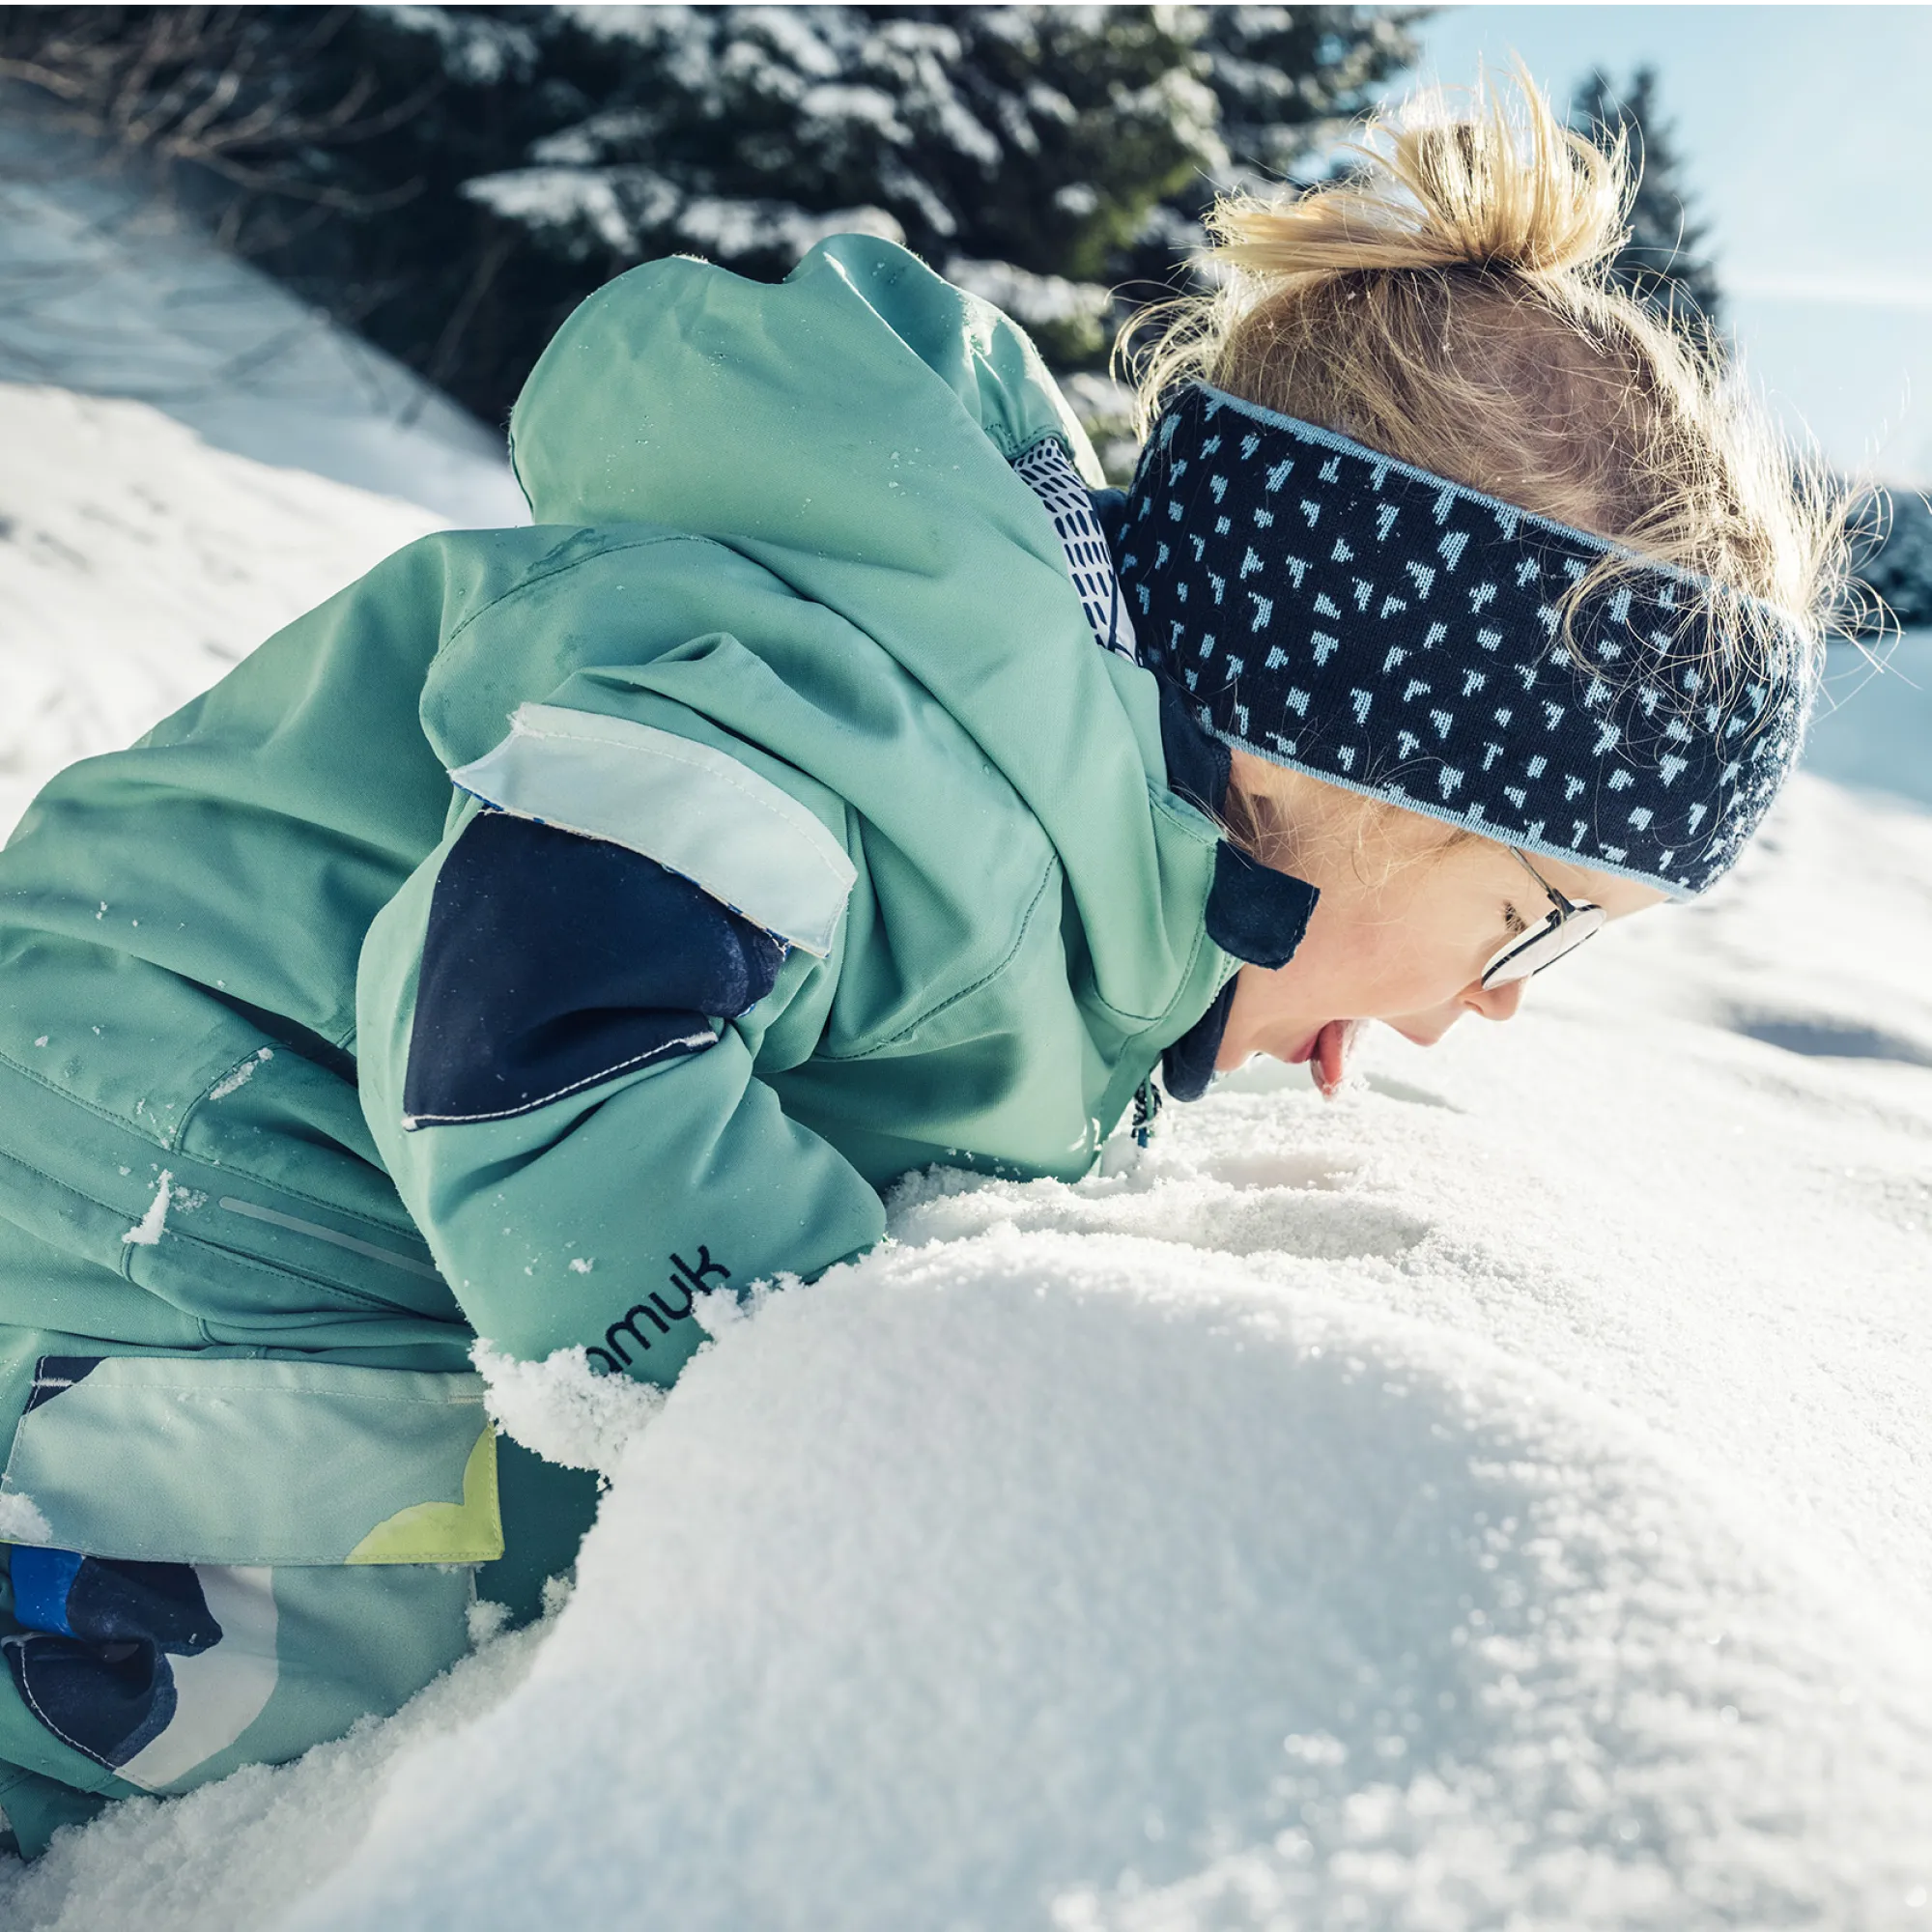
[0, 1211, 599, 1861]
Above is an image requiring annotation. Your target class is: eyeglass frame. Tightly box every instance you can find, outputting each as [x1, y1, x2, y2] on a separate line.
[1478, 850, 1606, 989]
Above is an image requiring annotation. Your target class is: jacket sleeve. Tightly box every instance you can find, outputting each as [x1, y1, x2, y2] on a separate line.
[355, 774, 886, 1390]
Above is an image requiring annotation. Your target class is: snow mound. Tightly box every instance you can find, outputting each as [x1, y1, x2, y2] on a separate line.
[283, 1233, 1932, 1932]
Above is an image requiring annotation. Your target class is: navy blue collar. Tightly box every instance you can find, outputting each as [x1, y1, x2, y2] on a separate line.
[1152, 652, 1317, 1099]
[1161, 977, 1239, 1103]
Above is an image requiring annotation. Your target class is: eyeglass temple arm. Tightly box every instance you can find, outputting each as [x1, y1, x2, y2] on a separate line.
[1512, 848, 1585, 918]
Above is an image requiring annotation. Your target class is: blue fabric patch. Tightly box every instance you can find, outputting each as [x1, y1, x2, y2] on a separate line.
[10, 1547, 83, 1636]
[3, 1555, 221, 1772]
[22, 1357, 99, 1415]
[404, 810, 786, 1128]
[1156, 675, 1232, 819]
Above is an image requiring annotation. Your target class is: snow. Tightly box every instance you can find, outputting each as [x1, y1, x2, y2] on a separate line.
[383, 8, 539, 90]
[0, 1492, 50, 1545]
[0, 1605, 563, 1932]
[463, 160, 906, 266]
[0, 384, 455, 835]
[205, 1050, 273, 1103]
[1059, 371, 1145, 484]
[944, 255, 1115, 328]
[5, 150, 1932, 1925]
[0, 88, 526, 526]
[119, 1171, 172, 1249]
[0, 82, 532, 838]
[470, 1340, 665, 1477]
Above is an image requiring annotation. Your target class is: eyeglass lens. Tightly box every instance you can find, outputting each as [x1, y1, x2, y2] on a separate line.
[1480, 901, 1606, 987]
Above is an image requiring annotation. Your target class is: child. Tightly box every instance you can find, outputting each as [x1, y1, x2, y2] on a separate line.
[0, 75, 1842, 1854]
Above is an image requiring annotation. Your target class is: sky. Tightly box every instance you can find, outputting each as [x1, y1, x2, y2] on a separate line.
[1390, 5, 1932, 482]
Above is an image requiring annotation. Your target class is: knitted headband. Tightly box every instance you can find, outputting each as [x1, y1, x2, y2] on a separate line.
[1116, 384, 1816, 897]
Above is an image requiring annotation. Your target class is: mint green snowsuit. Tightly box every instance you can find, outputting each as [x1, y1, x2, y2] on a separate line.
[0, 237, 1287, 1852]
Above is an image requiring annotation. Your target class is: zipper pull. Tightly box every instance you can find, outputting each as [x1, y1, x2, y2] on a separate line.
[1130, 1077, 1164, 1149]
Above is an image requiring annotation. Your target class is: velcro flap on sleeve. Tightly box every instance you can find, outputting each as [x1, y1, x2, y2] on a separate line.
[0, 1356, 501, 1567]
[448, 703, 856, 956]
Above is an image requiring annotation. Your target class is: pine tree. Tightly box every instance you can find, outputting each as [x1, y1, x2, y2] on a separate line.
[457, 6, 1222, 372]
[1854, 488, 1932, 632]
[1106, 9, 1420, 316]
[1572, 66, 1723, 334]
[0, 6, 1422, 433]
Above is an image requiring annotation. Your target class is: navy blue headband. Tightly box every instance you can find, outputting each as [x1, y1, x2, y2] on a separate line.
[1117, 383, 1815, 896]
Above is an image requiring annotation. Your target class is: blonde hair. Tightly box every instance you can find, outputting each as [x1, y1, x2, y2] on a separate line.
[1119, 68, 1857, 870]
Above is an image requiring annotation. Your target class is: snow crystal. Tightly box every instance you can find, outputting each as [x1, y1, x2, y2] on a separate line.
[206, 1048, 272, 1101]
[470, 1339, 665, 1476]
[120, 1171, 171, 1248]
[0, 1489, 50, 1544]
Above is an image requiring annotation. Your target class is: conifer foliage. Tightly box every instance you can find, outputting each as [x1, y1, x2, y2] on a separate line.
[0, 5, 1418, 429]
[1571, 65, 1723, 333]
[1855, 489, 1932, 632]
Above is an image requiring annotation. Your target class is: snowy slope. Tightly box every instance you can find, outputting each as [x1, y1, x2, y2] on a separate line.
[0, 87, 527, 836]
[2, 250, 1932, 1925]
[0, 88, 526, 526]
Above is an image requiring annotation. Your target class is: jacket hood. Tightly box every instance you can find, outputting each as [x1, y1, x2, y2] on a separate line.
[506, 235, 1229, 1038]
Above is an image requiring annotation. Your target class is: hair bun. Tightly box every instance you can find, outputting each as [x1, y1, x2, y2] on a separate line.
[1208, 66, 1631, 284]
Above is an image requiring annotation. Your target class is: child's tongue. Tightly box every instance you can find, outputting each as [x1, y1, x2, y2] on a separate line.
[1312, 1018, 1359, 1099]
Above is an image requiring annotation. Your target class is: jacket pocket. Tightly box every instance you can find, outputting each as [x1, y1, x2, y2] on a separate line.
[0, 1354, 501, 1567]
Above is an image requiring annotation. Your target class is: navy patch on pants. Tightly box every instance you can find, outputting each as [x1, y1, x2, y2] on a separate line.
[5, 1548, 278, 1789]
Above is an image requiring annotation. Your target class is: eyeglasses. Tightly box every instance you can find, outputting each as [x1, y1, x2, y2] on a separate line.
[1479, 851, 1605, 989]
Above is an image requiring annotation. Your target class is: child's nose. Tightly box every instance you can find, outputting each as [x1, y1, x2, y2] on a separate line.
[1463, 977, 1527, 1024]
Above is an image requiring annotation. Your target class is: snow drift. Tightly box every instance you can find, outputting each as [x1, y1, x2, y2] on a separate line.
[0, 86, 526, 526]
[3, 213, 1932, 1925]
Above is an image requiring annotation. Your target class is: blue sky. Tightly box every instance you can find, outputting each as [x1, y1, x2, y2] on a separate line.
[1387, 6, 1932, 481]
